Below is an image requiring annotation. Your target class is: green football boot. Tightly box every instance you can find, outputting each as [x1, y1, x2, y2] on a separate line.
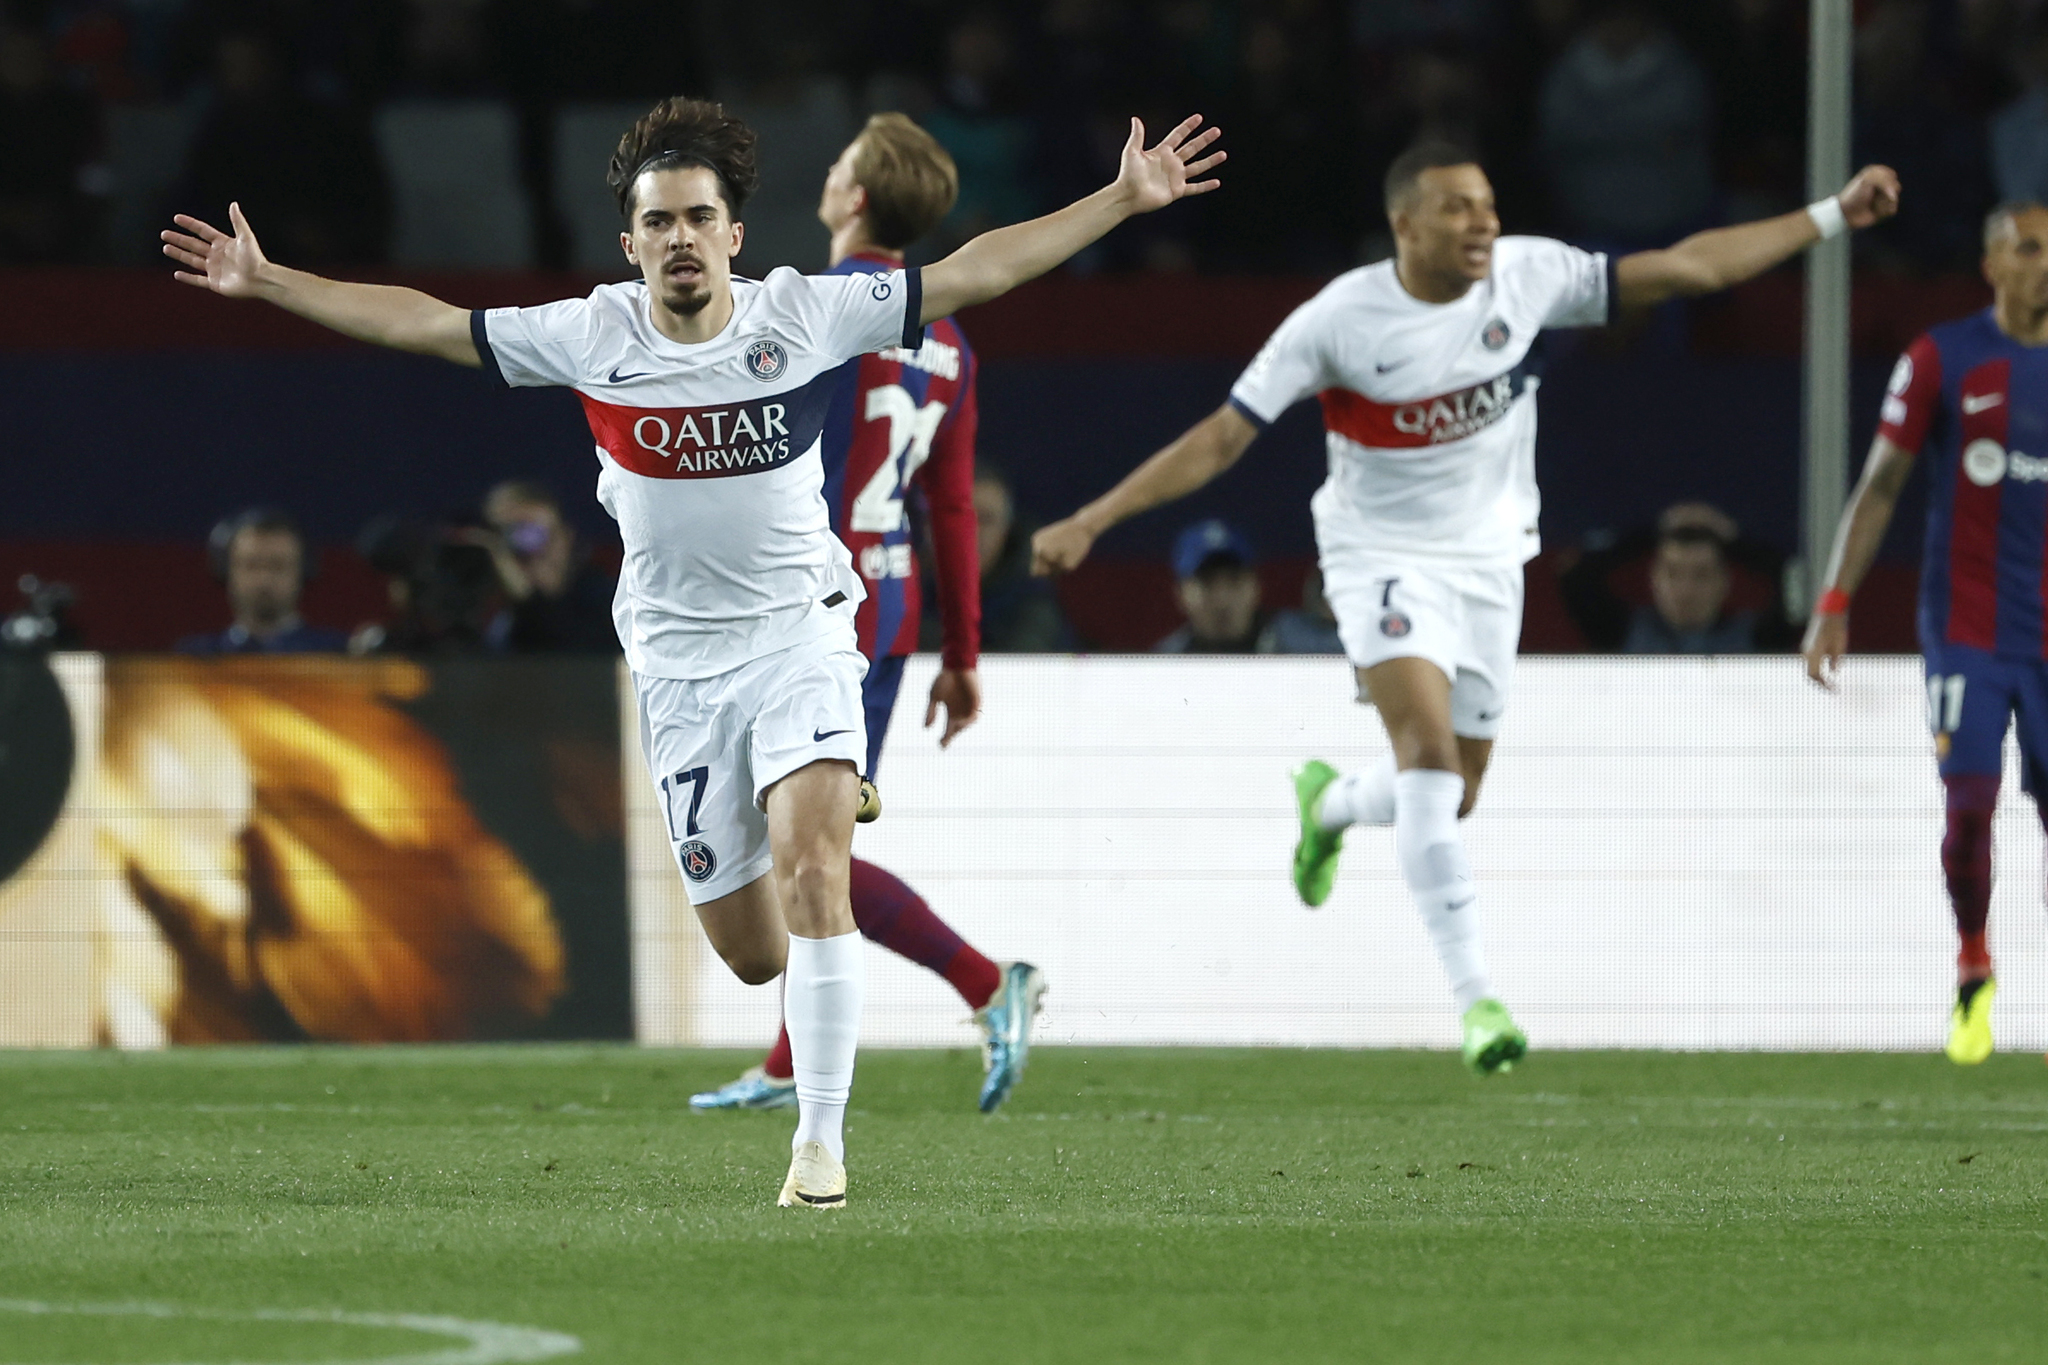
[1291, 761, 1344, 908]
[1946, 977, 1995, 1065]
[1461, 998, 1527, 1076]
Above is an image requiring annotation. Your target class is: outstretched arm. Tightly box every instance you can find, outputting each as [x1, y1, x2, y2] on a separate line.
[162, 203, 479, 365]
[1801, 434, 1917, 688]
[1614, 165, 1901, 309]
[920, 116, 1223, 323]
[1030, 404, 1258, 575]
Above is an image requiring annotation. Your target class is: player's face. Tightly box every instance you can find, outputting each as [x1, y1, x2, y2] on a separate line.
[1392, 165, 1499, 285]
[226, 528, 302, 627]
[621, 166, 744, 318]
[1650, 541, 1729, 634]
[1984, 208, 2048, 314]
[818, 139, 864, 233]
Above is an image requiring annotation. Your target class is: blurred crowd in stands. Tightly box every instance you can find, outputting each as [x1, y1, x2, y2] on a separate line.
[144, 483, 1780, 659]
[5, 0, 2048, 275]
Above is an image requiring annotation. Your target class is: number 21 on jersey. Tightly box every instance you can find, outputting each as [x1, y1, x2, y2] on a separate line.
[849, 384, 948, 534]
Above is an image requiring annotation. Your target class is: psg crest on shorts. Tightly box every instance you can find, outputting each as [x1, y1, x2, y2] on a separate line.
[1379, 611, 1412, 638]
[678, 839, 718, 882]
[1481, 318, 1512, 351]
[744, 339, 788, 382]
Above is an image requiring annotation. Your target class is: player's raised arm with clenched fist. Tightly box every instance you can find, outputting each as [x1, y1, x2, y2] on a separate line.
[161, 201, 479, 365]
[917, 114, 1224, 323]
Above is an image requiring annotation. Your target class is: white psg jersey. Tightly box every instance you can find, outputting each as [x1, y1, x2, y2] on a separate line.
[474, 267, 923, 679]
[1229, 236, 1613, 567]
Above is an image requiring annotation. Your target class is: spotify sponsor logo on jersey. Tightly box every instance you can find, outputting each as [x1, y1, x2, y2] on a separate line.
[1962, 439, 2048, 487]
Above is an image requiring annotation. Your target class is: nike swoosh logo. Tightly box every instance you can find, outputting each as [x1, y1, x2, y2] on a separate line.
[608, 366, 651, 383]
[1375, 359, 1410, 373]
[1963, 392, 2004, 414]
[813, 728, 854, 742]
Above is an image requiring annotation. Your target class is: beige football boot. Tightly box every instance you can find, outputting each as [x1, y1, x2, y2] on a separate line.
[777, 1140, 847, 1210]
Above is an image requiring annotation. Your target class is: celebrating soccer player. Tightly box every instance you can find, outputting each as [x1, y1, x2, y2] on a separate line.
[162, 98, 1222, 1206]
[1803, 202, 2048, 1066]
[688, 113, 1045, 1118]
[1032, 142, 1898, 1075]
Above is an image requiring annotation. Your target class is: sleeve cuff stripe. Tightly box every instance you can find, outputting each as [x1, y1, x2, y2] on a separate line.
[471, 310, 507, 387]
[1603, 253, 1620, 326]
[1228, 394, 1271, 429]
[902, 268, 924, 349]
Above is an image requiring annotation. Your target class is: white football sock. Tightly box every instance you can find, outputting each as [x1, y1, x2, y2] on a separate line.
[1317, 753, 1398, 831]
[784, 930, 864, 1162]
[1394, 769, 1491, 1013]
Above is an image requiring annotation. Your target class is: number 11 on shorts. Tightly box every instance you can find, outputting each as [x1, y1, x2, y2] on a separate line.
[661, 766, 708, 840]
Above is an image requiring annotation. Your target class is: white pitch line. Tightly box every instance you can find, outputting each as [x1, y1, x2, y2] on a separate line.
[0, 1300, 581, 1365]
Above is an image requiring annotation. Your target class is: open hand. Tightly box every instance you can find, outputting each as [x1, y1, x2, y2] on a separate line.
[1836, 165, 1901, 230]
[161, 202, 270, 296]
[1802, 611, 1848, 689]
[1030, 517, 1098, 576]
[924, 668, 981, 748]
[1114, 115, 1225, 215]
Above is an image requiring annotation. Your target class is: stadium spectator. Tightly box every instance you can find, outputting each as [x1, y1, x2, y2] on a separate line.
[1203, 10, 1351, 273]
[177, 508, 347, 655]
[921, 10, 1036, 253]
[1558, 502, 1792, 654]
[175, 26, 390, 267]
[1258, 567, 1343, 655]
[1851, 0, 1991, 273]
[939, 466, 1070, 654]
[0, 19, 104, 262]
[1991, 22, 2048, 210]
[1156, 519, 1266, 654]
[479, 480, 620, 655]
[1698, 0, 1808, 221]
[1537, 1, 1712, 245]
[350, 512, 502, 656]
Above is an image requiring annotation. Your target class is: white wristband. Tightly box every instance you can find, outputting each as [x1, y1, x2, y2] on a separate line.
[1807, 195, 1848, 240]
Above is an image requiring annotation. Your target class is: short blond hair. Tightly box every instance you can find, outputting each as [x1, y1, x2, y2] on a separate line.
[851, 113, 958, 250]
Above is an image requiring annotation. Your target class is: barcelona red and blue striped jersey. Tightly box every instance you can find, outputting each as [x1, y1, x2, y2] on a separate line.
[1885, 311, 2048, 657]
[816, 253, 981, 669]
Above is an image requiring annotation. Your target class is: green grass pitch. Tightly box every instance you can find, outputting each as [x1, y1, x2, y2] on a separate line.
[3, 1046, 2045, 1363]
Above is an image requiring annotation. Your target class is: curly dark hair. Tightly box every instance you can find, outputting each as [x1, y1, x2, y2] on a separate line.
[607, 97, 760, 222]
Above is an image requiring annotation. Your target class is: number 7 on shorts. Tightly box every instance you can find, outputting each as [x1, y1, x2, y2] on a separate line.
[661, 766, 709, 840]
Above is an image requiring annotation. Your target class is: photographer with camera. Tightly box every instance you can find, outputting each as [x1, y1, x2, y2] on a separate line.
[178, 508, 347, 655]
[477, 481, 620, 655]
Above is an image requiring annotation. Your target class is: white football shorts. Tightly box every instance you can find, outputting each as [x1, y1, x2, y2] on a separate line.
[1321, 554, 1524, 740]
[633, 635, 868, 904]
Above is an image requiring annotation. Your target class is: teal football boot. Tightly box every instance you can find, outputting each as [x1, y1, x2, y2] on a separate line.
[689, 1066, 797, 1111]
[975, 962, 1047, 1113]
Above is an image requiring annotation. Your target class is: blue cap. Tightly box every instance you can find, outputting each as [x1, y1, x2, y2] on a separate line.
[1172, 519, 1256, 580]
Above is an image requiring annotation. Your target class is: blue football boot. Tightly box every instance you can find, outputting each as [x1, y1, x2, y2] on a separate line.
[974, 962, 1048, 1113]
[689, 1066, 797, 1111]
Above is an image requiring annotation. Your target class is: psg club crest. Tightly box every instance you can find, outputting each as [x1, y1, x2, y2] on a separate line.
[744, 339, 788, 382]
[1379, 611, 1412, 639]
[678, 839, 718, 882]
[1481, 318, 1512, 351]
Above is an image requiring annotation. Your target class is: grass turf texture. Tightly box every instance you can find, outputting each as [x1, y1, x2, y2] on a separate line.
[2, 1048, 2045, 1363]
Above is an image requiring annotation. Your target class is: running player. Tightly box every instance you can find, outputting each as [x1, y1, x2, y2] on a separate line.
[689, 113, 1044, 1117]
[1032, 141, 1898, 1074]
[1804, 201, 2048, 1066]
[161, 97, 1222, 1205]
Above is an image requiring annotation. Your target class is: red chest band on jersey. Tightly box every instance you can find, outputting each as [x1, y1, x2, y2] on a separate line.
[1318, 369, 1524, 449]
[579, 391, 801, 480]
